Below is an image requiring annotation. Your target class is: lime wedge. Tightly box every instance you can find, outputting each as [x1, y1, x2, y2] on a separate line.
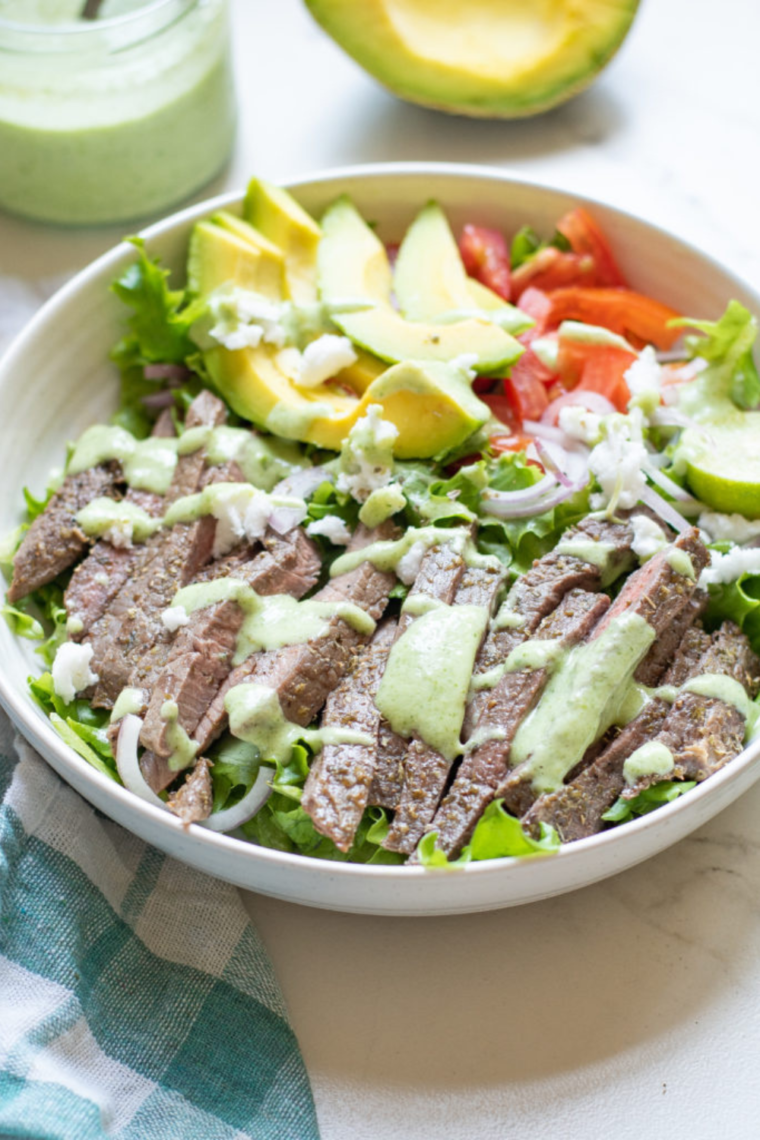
[683, 419, 760, 518]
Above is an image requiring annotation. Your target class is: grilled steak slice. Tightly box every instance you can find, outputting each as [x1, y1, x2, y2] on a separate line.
[192, 521, 398, 753]
[423, 588, 611, 858]
[464, 514, 634, 737]
[167, 758, 213, 824]
[369, 539, 470, 811]
[138, 530, 321, 792]
[7, 462, 121, 603]
[64, 415, 177, 638]
[496, 528, 711, 818]
[302, 619, 398, 851]
[633, 591, 707, 687]
[622, 621, 760, 797]
[87, 393, 227, 706]
[523, 623, 711, 842]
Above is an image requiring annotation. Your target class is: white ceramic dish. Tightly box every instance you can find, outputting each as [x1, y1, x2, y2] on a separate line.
[1, 162, 759, 916]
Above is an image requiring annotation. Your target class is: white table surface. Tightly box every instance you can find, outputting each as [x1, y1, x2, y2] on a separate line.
[3, 1, 760, 1137]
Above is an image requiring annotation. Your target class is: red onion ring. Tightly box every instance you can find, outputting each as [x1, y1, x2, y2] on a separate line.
[116, 715, 166, 809]
[638, 485, 690, 534]
[200, 767, 272, 832]
[541, 390, 617, 426]
[274, 466, 334, 499]
[482, 475, 585, 519]
[644, 464, 700, 505]
[534, 439, 574, 488]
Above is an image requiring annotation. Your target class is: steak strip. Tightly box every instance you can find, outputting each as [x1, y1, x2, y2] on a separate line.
[8, 462, 122, 603]
[302, 618, 398, 851]
[424, 588, 611, 858]
[496, 527, 710, 818]
[383, 561, 506, 855]
[167, 757, 214, 825]
[523, 622, 712, 842]
[369, 538, 470, 811]
[622, 620, 760, 797]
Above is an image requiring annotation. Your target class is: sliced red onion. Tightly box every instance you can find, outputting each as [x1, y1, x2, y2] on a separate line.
[144, 363, 192, 381]
[116, 715, 166, 809]
[534, 439, 573, 488]
[541, 390, 617, 425]
[643, 463, 699, 505]
[638, 485, 690, 534]
[141, 389, 176, 410]
[268, 505, 306, 535]
[274, 466, 334, 499]
[200, 767, 272, 832]
[655, 350, 688, 363]
[649, 408, 698, 430]
[522, 419, 569, 446]
[482, 475, 585, 519]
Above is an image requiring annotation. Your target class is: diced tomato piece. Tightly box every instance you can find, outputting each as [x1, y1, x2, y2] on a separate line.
[511, 247, 598, 300]
[480, 394, 520, 432]
[459, 224, 512, 301]
[472, 375, 499, 395]
[557, 207, 627, 288]
[515, 286, 553, 336]
[489, 371, 550, 424]
[547, 287, 682, 350]
[575, 347, 636, 412]
[489, 432, 534, 455]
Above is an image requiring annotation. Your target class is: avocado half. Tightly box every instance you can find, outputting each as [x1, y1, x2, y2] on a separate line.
[304, 0, 640, 118]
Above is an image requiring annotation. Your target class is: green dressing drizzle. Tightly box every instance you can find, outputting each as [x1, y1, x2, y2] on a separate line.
[623, 741, 675, 786]
[69, 425, 178, 495]
[161, 699, 199, 772]
[665, 547, 696, 581]
[76, 498, 161, 543]
[110, 687, 146, 723]
[329, 525, 468, 578]
[358, 484, 406, 528]
[682, 674, 757, 737]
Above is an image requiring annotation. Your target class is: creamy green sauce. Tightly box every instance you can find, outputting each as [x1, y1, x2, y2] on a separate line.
[66, 616, 84, 636]
[69, 426, 179, 495]
[161, 699, 199, 773]
[178, 425, 308, 492]
[469, 637, 565, 692]
[76, 497, 161, 543]
[358, 484, 406, 528]
[172, 578, 374, 666]
[554, 538, 621, 585]
[375, 603, 489, 762]
[492, 604, 526, 631]
[225, 682, 373, 764]
[512, 612, 656, 793]
[329, 525, 468, 578]
[110, 687, 146, 723]
[682, 673, 757, 736]
[623, 741, 675, 786]
[163, 482, 306, 529]
[666, 547, 696, 581]
[266, 401, 334, 441]
[401, 594, 447, 617]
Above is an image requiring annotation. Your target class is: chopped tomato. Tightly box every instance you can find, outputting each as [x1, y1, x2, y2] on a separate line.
[515, 286, 553, 335]
[459, 224, 512, 301]
[489, 432, 534, 455]
[547, 288, 682, 350]
[557, 207, 627, 287]
[472, 374, 499, 395]
[574, 346, 636, 412]
[511, 247, 598, 300]
[486, 374, 550, 425]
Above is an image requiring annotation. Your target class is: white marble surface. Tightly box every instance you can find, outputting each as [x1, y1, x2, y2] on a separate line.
[2, 0, 760, 1136]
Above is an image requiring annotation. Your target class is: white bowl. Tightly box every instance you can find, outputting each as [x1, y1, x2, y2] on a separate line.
[1, 162, 759, 916]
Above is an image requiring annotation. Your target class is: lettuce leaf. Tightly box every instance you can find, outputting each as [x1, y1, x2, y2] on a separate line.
[703, 570, 760, 654]
[417, 800, 560, 866]
[672, 300, 760, 411]
[510, 225, 571, 270]
[602, 780, 696, 825]
[28, 672, 117, 780]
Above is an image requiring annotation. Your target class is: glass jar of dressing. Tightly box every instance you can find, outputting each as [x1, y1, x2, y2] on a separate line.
[0, 0, 236, 225]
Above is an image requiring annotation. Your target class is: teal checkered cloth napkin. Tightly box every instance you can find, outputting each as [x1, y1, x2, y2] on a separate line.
[0, 727, 320, 1140]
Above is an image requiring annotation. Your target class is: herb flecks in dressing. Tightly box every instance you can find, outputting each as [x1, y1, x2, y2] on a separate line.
[682, 673, 757, 736]
[623, 741, 675, 785]
[330, 525, 469, 578]
[375, 603, 489, 762]
[470, 638, 566, 692]
[69, 425, 178, 495]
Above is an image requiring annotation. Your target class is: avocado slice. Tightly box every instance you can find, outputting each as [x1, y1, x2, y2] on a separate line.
[244, 178, 322, 303]
[188, 222, 285, 300]
[394, 201, 532, 334]
[318, 196, 523, 373]
[304, 0, 639, 118]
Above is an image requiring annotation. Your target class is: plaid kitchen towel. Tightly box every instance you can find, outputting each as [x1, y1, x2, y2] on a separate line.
[0, 729, 320, 1140]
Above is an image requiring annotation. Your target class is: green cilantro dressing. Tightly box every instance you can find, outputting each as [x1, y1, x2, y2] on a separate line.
[401, 594, 446, 617]
[358, 484, 406, 528]
[665, 547, 696, 581]
[329, 525, 468, 578]
[682, 674, 757, 736]
[266, 402, 333, 441]
[69, 425, 178, 495]
[492, 604, 526, 631]
[171, 578, 374, 666]
[225, 682, 373, 765]
[178, 425, 307, 491]
[76, 498, 161, 543]
[623, 741, 675, 786]
[160, 699, 199, 773]
[511, 612, 656, 793]
[163, 482, 306, 529]
[553, 538, 620, 584]
[110, 687, 146, 723]
[469, 637, 566, 692]
[375, 603, 489, 762]
[66, 616, 84, 636]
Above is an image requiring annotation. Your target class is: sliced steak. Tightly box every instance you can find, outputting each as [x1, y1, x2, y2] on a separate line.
[383, 561, 506, 856]
[167, 758, 213, 824]
[302, 619, 398, 851]
[422, 588, 610, 858]
[622, 621, 760, 797]
[523, 623, 712, 842]
[496, 528, 711, 818]
[193, 520, 398, 753]
[369, 538, 470, 811]
[7, 463, 121, 603]
[87, 391, 227, 706]
[138, 529, 321, 792]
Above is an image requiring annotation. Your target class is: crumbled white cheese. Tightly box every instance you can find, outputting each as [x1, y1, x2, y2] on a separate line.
[161, 604, 190, 633]
[589, 409, 649, 510]
[700, 546, 760, 588]
[625, 345, 662, 397]
[698, 511, 760, 545]
[396, 540, 428, 585]
[336, 404, 399, 503]
[297, 335, 358, 388]
[66, 615, 84, 637]
[52, 642, 99, 704]
[631, 514, 668, 562]
[102, 520, 133, 549]
[450, 353, 479, 381]
[558, 404, 603, 445]
[201, 484, 307, 557]
[274, 346, 303, 382]
[306, 515, 352, 545]
[208, 288, 286, 351]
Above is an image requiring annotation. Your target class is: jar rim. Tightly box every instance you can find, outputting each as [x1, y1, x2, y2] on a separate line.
[0, 0, 198, 52]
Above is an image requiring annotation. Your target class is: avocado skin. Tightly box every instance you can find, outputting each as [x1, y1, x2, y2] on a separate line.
[304, 0, 640, 119]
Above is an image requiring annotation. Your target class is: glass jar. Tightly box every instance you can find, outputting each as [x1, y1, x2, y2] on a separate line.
[0, 0, 236, 225]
